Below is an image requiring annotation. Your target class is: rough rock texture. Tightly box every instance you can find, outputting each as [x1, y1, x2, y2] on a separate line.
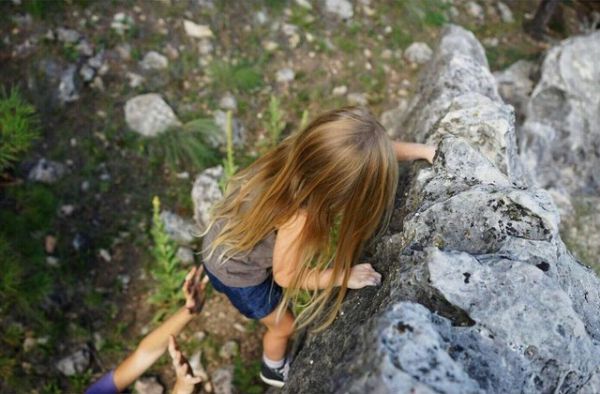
[284, 25, 600, 394]
[28, 158, 66, 184]
[160, 210, 200, 246]
[124, 93, 181, 137]
[403, 42, 433, 64]
[56, 347, 90, 376]
[493, 60, 537, 123]
[518, 31, 600, 272]
[192, 165, 223, 230]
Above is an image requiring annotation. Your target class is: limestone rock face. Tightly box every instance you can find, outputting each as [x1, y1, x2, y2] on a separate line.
[284, 25, 600, 394]
[519, 31, 600, 197]
[517, 31, 600, 271]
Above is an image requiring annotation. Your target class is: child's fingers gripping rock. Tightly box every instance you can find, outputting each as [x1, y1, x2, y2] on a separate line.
[347, 263, 382, 289]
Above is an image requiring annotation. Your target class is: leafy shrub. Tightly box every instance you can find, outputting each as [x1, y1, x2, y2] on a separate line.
[144, 118, 222, 173]
[0, 87, 40, 172]
[265, 95, 286, 147]
[148, 196, 188, 322]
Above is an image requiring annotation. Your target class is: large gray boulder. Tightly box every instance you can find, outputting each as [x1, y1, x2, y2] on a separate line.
[517, 31, 600, 271]
[284, 25, 600, 394]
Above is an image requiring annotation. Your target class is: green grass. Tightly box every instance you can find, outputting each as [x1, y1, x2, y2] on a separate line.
[0, 182, 58, 388]
[143, 118, 222, 173]
[0, 87, 40, 172]
[485, 46, 540, 71]
[208, 59, 264, 93]
[233, 354, 264, 394]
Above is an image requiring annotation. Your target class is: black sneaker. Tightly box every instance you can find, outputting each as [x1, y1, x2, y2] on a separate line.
[259, 357, 290, 388]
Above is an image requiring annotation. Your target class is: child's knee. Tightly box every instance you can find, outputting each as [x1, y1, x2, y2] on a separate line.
[268, 314, 294, 336]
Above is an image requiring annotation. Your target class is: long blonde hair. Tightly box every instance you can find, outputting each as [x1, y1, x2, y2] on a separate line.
[199, 105, 399, 332]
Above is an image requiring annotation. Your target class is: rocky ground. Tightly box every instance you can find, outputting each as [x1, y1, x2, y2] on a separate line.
[0, 0, 597, 393]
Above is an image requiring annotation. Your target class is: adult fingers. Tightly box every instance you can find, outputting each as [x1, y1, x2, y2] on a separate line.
[185, 266, 197, 283]
[168, 335, 176, 358]
[187, 376, 203, 384]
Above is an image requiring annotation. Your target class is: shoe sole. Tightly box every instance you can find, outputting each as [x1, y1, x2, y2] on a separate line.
[259, 372, 285, 388]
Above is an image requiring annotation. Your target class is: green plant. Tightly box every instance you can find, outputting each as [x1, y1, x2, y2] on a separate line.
[69, 369, 93, 392]
[299, 109, 309, 130]
[0, 86, 40, 172]
[148, 196, 188, 322]
[233, 354, 264, 393]
[22, 0, 64, 19]
[218, 110, 238, 193]
[266, 95, 286, 146]
[208, 59, 264, 93]
[144, 119, 221, 173]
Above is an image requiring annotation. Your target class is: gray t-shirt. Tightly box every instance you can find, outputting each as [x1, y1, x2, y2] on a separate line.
[201, 215, 277, 287]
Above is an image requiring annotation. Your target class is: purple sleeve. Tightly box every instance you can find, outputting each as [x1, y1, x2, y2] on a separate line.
[85, 370, 119, 394]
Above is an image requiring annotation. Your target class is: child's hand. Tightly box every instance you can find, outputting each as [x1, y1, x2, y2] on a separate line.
[346, 263, 382, 289]
[183, 266, 209, 314]
[168, 335, 203, 394]
[424, 145, 436, 165]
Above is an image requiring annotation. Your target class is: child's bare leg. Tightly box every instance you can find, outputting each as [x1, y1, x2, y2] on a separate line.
[259, 307, 295, 361]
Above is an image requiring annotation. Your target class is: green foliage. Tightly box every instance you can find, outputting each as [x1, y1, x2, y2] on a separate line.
[265, 95, 286, 147]
[69, 369, 93, 392]
[0, 86, 40, 172]
[398, 0, 449, 28]
[218, 110, 238, 193]
[485, 46, 539, 71]
[148, 196, 187, 322]
[299, 109, 309, 130]
[233, 354, 264, 394]
[208, 59, 264, 93]
[22, 0, 64, 19]
[385, 0, 449, 49]
[144, 118, 222, 173]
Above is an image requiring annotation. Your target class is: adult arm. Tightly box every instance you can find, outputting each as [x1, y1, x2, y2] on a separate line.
[109, 267, 207, 391]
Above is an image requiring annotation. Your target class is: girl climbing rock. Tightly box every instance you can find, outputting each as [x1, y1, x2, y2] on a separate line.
[200, 105, 436, 388]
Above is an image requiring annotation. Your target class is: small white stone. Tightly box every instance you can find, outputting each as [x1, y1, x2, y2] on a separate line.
[183, 20, 214, 39]
[347, 92, 367, 106]
[497, 2, 514, 23]
[60, 204, 75, 216]
[140, 51, 168, 70]
[99, 249, 111, 262]
[404, 42, 433, 64]
[219, 92, 237, 111]
[126, 72, 145, 88]
[325, 0, 354, 19]
[332, 85, 348, 96]
[276, 67, 295, 83]
[295, 0, 312, 9]
[263, 40, 279, 51]
[176, 246, 195, 265]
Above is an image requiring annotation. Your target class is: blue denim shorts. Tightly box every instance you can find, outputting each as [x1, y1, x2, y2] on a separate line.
[203, 264, 283, 320]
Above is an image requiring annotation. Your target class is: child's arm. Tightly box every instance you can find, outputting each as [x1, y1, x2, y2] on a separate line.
[392, 140, 436, 164]
[272, 211, 381, 290]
